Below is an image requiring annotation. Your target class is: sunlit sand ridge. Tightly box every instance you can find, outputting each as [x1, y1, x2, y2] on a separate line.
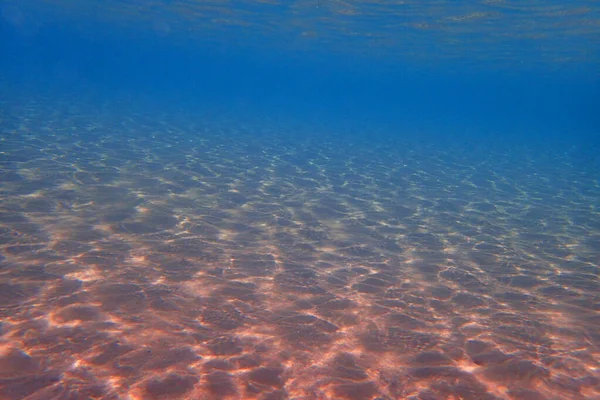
[0, 100, 599, 399]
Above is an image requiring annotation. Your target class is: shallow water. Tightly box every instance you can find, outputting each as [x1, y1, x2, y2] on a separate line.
[1, 1, 599, 399]
[1, 92, 599, 399]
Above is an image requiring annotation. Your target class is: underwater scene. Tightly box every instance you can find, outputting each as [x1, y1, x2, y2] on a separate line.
[1, 1, 599, 399]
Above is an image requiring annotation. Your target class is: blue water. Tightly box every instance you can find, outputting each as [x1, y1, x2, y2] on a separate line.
[1, 1, 599, 399]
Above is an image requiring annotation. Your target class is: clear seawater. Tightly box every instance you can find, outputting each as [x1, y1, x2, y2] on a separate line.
[0, 1, 599, 399]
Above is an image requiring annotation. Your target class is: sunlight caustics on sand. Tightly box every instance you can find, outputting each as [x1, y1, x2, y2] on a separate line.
[0, 99, 599, 399]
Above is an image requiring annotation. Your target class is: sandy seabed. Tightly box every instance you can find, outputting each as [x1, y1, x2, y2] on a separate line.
[0, 98, 599, 400]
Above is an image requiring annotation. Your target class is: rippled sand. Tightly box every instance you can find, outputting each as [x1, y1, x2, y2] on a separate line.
[1, 99, 599, 399]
